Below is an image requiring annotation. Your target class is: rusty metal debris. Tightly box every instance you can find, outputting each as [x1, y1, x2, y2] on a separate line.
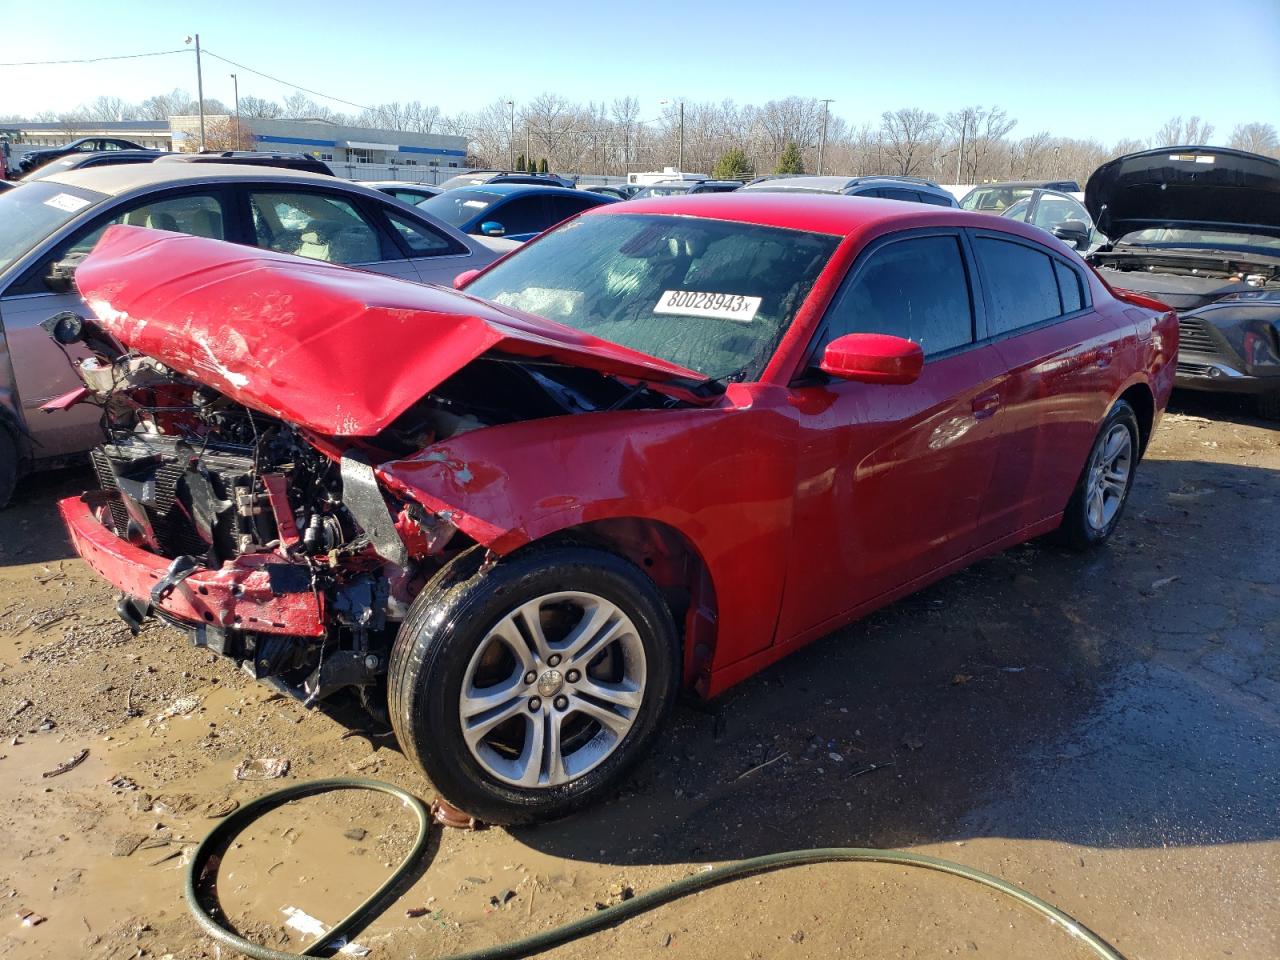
[234, 757, 290, 781]
[42, 748, 88, 778]
[203, 797, 239, 818]
[431, 797, 478, 830]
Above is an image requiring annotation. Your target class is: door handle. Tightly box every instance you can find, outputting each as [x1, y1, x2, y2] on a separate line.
[971, 391, 1000, 419]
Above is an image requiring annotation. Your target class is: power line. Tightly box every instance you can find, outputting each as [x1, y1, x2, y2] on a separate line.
[0, 48, 191, 67]
[201, 49, 374, 113]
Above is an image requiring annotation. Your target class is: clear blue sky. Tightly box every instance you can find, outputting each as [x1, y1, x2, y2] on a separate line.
[2, 0, 1277, 144]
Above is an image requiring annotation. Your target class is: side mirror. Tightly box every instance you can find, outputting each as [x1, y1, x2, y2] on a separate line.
[819, 333, 923, 385]
[1052, 220, 1090, 250]
[479, 220, 506, 237]
[453, 269, 481, 290]
[45, 255, 83, 293]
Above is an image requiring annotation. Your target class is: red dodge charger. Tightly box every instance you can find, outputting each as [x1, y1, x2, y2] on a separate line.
[54, 193, 1176, 822]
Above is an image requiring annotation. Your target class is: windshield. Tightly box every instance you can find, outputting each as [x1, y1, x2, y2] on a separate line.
[0, 181, 108, 274]
[22, 157, 81, 181]
[437, 173, 497, 191]
[1116, 228, 1280, 252]
[960, 186, 1034, 212]
[417, 189, 501, 228]
[465, 213, 840, 381]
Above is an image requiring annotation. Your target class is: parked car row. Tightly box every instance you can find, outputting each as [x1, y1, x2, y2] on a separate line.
[7, 140, 1278, 825]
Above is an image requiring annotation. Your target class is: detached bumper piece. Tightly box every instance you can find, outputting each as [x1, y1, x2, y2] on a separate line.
[60, 493, 326, 638]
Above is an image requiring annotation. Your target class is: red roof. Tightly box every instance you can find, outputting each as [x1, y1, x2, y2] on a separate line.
[586, 191, 1018, 239]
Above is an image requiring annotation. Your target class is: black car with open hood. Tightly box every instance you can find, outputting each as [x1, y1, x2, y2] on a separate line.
[1085, 146, 1280, 418]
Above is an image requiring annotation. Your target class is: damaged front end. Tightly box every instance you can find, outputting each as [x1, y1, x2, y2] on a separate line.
[54, 226, 701, 708]
[60, 372, 465, 707]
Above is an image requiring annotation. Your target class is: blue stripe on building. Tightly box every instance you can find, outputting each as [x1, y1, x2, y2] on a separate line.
[255, 134, 339, 148]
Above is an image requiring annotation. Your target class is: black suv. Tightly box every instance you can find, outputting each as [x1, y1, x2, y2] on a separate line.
[157, 152, 334, 176]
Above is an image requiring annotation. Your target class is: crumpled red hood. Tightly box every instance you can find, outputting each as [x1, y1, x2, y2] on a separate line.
[75, 226, 703, 436]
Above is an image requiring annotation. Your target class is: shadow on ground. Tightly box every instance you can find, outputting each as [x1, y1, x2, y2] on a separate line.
[512, 454, 1279, 866]
[0, 464, 91, 566]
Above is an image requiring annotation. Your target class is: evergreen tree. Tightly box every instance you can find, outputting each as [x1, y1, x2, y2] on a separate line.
[538, 157, 549, 173]
[712, 147, 754, 180]
[515, 153, 526, 172]
[776, 141, 805, 175]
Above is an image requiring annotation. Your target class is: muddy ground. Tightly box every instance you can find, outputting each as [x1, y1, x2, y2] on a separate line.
[0, 392, 1276, 960]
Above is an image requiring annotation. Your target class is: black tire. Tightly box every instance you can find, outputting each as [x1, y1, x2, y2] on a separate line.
[1053, 400, 1141, 551]
[388, 544, 679, 825]
[1256, 392, 1280, 422]
[0, 427, 18, 510]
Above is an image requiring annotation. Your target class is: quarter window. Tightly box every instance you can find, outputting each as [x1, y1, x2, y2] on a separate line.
[1054, 260, 1083, 313]
[823, 235, 974, 357]
[973, 236, 1061, 335]
[385, 212, 459, 256]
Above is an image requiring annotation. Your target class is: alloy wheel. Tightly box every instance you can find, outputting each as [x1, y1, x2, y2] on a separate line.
[458, 591, 647, 788]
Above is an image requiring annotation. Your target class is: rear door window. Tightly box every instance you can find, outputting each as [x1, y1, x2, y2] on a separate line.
[249, 191, 384, 264]
[973, 236, 1061, 335]
[543, 194, 600, 225]
[821, 234, 974, 357]
[487, 196, 548, 236]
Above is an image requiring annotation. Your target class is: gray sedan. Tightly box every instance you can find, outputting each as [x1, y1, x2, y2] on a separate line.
[0, 163, 515, 504]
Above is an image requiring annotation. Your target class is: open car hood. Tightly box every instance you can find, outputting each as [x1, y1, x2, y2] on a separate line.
[1085, 146, 1280, 241]
[74, 226, 705, 436]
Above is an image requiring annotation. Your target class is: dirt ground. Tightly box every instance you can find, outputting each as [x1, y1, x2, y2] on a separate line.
[0, 391, 1276, 960]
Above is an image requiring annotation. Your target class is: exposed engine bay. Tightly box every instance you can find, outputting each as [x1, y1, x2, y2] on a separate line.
[58, 313, 685, 708]
[1090, 249, 1280, 311]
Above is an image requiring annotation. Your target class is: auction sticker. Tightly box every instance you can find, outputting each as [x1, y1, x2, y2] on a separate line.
[44, 193, 91, 213]
[654, 290, 761, 323]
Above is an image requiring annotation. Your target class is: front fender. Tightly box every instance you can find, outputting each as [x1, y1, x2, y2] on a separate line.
[376, 398, 799, 667]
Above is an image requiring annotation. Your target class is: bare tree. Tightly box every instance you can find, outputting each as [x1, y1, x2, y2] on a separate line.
[238, 96, 282, 119]
[944, 106, 1016, 183]
[282, 92, 339, 122]
[879, 108, 939, 176]
[139, 89, 194, 120]
[611, 96, 641, 170]
[1153, 115, 1216, 146]
[84, 96, 134, 122]
[1229, 122, 1279, 156]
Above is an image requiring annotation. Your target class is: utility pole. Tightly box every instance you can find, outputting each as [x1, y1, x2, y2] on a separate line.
[955, 115, 967, 184]
[661, 99, 684, 171]
[678, 101, 684, 172]
[817, 99, 833, 175]
[525, 122, 531, 171]
[230, 73, 240, 150]
[185, 34, 206, 151]
[506, 100, 515, 170]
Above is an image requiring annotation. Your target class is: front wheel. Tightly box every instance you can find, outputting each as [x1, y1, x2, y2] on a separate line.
[388, 545, 679, 825]
[1054, 400, 1140, 550]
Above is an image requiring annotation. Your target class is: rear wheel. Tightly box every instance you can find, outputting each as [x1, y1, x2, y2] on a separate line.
[1054, 400, 1140, 550]
[388, 544, 679, 825]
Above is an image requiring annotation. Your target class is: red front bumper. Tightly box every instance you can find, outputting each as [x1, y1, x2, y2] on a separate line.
[60, 494, 326, 637]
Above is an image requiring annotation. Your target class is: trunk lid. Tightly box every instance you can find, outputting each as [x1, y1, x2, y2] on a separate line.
[75, 225, 706, 436]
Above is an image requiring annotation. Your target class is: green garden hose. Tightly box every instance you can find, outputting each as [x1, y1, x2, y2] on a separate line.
[186, 778, 1126, 960]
